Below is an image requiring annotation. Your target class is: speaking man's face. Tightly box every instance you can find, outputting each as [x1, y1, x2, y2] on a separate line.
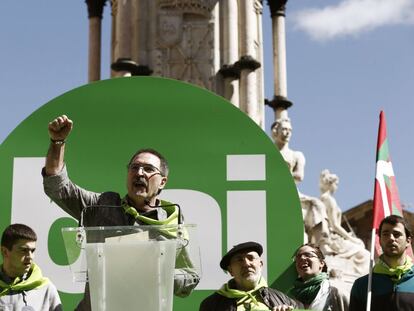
[127, 152, 167, 206]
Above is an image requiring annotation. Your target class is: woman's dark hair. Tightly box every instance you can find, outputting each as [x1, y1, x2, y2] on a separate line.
[293, 243, 328, 273]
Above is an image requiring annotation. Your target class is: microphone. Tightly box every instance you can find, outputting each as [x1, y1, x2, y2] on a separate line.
[77, 206, 89, 247]
[76, 226, 86, 248]
[78, 203, 124, 245]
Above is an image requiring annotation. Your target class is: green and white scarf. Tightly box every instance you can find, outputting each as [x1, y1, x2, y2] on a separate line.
[373, 255, 413, 282]
[121, 196, 187, 238]
[0, 263, 49, 296]
[218, 277, 270, 310]
[288, 272, 328, 306]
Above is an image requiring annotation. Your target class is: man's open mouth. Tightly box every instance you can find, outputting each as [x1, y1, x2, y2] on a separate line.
[134, 179, 147, 188]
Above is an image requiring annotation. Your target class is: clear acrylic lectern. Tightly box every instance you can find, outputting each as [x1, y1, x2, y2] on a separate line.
[61, 225, 200, 311]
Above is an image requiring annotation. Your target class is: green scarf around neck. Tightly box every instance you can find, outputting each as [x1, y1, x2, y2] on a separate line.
[0, 263, 49, 296]
[218, 277, 268, 308]
[288, 272, 328, 305]
[121, 196, 178, 224]
[373, 255, 413, 282]
[121, 196, 186, 238]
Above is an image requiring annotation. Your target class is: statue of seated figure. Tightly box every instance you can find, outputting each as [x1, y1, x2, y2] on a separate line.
[318, 169, 369, 275]
[271, 117, 369, 276]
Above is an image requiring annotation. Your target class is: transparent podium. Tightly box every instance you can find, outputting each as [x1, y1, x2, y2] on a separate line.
[62, 225, 201, 311]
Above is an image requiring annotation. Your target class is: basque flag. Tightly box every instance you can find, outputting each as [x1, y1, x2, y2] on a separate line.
[372, 111, 412, 257]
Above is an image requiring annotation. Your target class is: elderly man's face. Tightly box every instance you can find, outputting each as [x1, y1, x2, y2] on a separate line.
[227, 250, 263, 291]
[126, 152, 167, 206]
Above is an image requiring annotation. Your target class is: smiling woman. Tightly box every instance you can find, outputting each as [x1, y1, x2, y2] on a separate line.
[288, 243, 349, 311]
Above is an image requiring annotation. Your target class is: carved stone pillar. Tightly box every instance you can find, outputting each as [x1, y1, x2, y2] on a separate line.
[110, 0, 117, 77]
[110, 0, 152, 76]
[265, 0, 292, 120]
[219, 0, 239, 107]
[85, 0, 106, 82]
[113, 0, 132, 76]
[132, 0, 148, 67]
[154, 1, 217, 89]
[238, 0, 261, 124]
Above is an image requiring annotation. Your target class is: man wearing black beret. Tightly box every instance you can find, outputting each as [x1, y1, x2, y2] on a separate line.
[199, 241, 302, 311]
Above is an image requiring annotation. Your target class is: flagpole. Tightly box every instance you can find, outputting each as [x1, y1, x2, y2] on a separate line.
[366, 229, 376, 311]
[366, 110, 384, 311]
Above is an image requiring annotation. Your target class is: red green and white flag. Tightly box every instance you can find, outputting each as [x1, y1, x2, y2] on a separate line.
[372, 111, 412, 257]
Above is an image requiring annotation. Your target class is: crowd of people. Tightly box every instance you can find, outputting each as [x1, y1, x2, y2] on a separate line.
[1, 115, 413, 310]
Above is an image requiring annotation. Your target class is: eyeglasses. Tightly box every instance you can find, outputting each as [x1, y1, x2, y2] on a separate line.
[128, 163, 163, 176]
[294, 251, 319, 261]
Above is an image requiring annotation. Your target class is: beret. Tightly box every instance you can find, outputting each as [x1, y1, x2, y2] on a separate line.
[220, 241, 263, 270]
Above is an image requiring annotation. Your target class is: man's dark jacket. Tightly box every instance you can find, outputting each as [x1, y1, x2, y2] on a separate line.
[349, 266, 414, 311]
[199, 286, 302, 311]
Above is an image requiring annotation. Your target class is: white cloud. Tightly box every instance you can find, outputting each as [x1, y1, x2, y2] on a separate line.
[293, 0, 414, 41]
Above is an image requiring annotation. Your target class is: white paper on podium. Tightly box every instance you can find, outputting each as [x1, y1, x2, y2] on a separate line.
[86, 239, 177, 311]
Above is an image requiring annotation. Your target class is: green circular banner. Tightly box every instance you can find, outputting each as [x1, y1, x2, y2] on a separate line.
[0, 77, 303, 310]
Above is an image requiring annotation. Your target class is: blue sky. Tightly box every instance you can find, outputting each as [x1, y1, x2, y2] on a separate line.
[1, 0, 413, 212]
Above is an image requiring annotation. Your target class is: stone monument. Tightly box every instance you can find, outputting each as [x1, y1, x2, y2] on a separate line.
[272, 118, 369, 293]
[318, 169, 369, 292]
[85, 0, 266, 127]
[270, 117, 305, 184]
[271, 117, 329, 246]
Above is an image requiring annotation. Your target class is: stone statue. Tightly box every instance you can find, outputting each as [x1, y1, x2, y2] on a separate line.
[319, 170, 362, 245]
[271, 116, 369, 292]
[271, 117, 329, 245]
[300, 195, 330, 245]
[318, 169, 369, 276]
[271, 117, 305, 184]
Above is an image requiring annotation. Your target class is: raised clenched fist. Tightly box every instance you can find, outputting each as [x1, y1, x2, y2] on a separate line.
[48, 115, 73, 141]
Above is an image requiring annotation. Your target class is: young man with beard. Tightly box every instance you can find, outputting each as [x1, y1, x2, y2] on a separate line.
[42, 115, 199, 310]
[199, 241, 302, 311]
[0, 224, 62, 311]
[349, 215, 414, 311]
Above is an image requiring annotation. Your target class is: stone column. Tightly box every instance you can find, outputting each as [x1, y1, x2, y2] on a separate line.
[85, 0, 106, 82]
[110, 0, 152, 76]
[113, 0, 132, 76]
[131, 0, 147, 67]
[110, 0, 117, 77]
[219, 0, 240, 107]
[256, 1, 265, 128]
[237, 0, 261, 124]
[265, 0, 292, 120]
